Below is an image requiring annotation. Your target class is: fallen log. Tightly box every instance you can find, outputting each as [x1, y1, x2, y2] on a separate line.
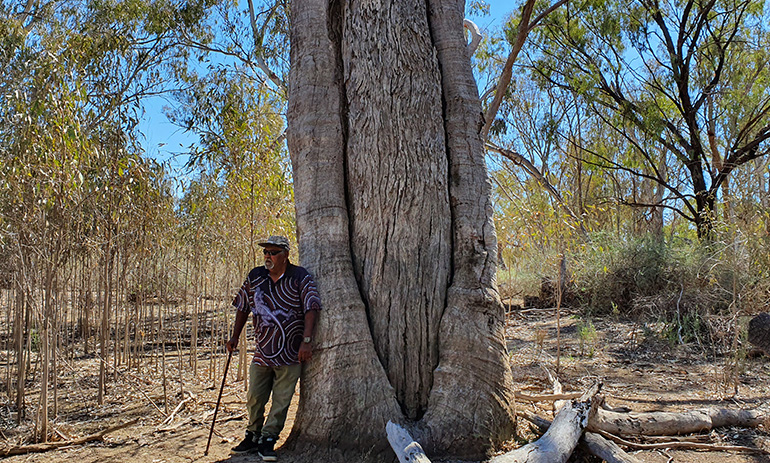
[591, 407, 765, 436]
[489, 383, 601, 463]
[383, 380, 766, 463]
[520, 408, 642, 463]
[0, 419, 139, 457]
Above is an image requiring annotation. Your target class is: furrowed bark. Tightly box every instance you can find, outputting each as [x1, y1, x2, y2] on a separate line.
[419, 0, 516, 456]
[286, 0, 400, 452]
[342, 0, 451, 421]
[287, 0, 516, 458]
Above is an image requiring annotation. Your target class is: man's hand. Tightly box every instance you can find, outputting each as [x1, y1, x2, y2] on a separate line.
[226, 338, 238, 353]
[298, 343, 313, 362]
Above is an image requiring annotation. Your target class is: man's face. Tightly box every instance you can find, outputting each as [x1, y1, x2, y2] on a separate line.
[263, 246, 287, 270]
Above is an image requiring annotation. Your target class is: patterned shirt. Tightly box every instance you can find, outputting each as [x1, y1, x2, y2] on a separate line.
[232, 263, 322, 366]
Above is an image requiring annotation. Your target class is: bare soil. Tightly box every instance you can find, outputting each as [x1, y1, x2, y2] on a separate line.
[2, 307, 769, 463]
[506, 307, 770, 463]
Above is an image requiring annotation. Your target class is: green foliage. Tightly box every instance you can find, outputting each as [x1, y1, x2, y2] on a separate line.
[571, 233, 676, 313]
[576, 318, 598, 357]
[466, 0, 491, 18]
[0, 0, 294, 313]
[516, 0, 770, 238]
[561, 227, 769, 322]
[660, 310, 705, 347]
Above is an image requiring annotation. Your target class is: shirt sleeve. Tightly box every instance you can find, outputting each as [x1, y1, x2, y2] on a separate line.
[232, 278, 252, 314]
[300, 273, 322, 313]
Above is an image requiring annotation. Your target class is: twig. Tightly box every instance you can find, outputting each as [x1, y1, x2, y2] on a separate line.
[98, 357, 167, 419]
[53, 427, 73, 441]
[159, 391, 195, 426]
[595, 429, 768, 454]
[515, 391, 583, 402]
[641, 434, 711, 443]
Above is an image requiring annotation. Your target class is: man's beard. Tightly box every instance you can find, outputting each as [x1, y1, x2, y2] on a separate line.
[264, 260, 274, 270]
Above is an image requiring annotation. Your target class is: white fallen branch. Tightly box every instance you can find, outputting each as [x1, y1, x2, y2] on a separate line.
[386, 421, 431, 463]
[490, 383, 601, 463]
[581, 432, 643, 463]
[520, 408, 642, 463]
[159, 391, 195, 427]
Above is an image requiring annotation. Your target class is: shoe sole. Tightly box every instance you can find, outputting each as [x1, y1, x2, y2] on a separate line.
[258, 453, 277, 462]
[231, 448, 258, 454]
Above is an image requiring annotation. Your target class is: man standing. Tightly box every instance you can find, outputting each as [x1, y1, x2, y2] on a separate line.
[226, 235, 321, 461]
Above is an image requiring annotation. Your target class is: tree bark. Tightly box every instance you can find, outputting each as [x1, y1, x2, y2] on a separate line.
[286, 0, 402, 453]
[419, 0, 516, 455]
[342, 0, 451, 420]
[287, 0, 515, 458]
[748, 312, 770, 355]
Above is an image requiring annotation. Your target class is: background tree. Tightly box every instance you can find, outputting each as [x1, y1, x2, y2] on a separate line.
[526, 0, 770, 239]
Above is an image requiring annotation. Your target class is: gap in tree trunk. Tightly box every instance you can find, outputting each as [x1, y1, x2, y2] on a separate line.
[341, 0, 452, 422]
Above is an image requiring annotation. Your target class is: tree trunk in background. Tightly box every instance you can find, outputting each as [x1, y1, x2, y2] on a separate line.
[14, 282, 25, 423]
[287, 0, 515, 459]
[98, 234, 113, 405]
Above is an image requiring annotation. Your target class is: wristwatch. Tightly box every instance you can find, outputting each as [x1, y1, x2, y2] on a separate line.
[303, 336, 312, 344]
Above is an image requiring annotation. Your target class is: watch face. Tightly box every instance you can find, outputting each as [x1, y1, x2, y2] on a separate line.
[303, 337, 312, 343]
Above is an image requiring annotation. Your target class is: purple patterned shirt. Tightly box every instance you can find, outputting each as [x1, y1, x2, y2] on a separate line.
[232, 263, 322, 366]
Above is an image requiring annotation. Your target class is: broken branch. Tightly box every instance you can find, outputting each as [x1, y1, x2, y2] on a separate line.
[0, 419, 139, 457]
[594, 429, 768, 454]
[491, 383, 602, 463]
[386, 421, 431, 463]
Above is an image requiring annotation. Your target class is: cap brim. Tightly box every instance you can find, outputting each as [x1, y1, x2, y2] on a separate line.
[258, 242, 288, 249]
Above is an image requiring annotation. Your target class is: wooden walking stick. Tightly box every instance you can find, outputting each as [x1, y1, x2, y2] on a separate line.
[205, 349, 233, 456]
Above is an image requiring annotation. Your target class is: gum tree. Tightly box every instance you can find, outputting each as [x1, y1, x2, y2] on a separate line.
[527, 0, 770, 239]
[286, 0, 516, 459]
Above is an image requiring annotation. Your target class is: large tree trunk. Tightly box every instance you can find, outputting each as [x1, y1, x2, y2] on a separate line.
[287, 0, 515, 459]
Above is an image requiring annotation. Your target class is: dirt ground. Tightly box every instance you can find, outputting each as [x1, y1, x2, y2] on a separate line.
[3, 307, 770, 463]
[506, 307, 770, 463]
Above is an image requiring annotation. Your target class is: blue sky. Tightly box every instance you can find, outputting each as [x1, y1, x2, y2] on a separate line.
[138, 0, 515, 180]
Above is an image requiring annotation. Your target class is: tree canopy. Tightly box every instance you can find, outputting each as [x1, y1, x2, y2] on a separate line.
[517, 0, 770, 239]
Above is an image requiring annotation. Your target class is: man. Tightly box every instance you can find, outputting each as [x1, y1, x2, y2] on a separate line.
[226, 235, 321, 462]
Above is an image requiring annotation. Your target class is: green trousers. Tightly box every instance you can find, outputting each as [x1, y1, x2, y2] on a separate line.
[246, 362, 302, 438]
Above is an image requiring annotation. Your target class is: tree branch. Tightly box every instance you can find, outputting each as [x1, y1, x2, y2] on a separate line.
[463, 19, 482, 54]
[246, 0, 287, 94]
[481, 0, 567, 141]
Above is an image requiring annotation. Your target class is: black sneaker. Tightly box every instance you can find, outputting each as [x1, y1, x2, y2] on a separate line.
[231, 431, 259, 453]
[258, 435, 278, 462]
